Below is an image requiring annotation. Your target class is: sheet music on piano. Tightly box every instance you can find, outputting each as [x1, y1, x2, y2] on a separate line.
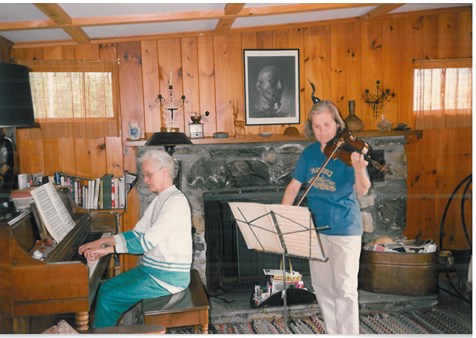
[30, 182, 76, 243]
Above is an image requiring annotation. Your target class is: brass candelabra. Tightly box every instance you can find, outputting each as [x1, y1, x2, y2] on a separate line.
[156, 74, 187, 132]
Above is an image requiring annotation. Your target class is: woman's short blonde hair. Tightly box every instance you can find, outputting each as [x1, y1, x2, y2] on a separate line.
[303, 100, 346, 138]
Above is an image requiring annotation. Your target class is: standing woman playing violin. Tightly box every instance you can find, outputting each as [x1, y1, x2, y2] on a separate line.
[282, 100, 370, 334]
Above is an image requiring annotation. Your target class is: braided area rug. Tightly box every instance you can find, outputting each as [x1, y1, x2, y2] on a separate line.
[169, 302, 472, 334]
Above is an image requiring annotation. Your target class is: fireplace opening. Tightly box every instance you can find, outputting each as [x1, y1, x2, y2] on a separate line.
[204, 188, 311, 295]
[367, 149, 386, 182]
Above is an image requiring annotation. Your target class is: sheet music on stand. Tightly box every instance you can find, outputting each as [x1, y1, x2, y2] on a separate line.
[229, 202, 329, 333]
[228, 202, 328, 262]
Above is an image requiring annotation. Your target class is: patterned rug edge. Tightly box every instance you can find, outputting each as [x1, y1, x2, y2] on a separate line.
[167, 305, 472, 334]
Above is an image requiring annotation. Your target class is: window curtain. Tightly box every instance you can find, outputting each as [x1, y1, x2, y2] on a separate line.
[16, 60, 121, 139]
[413, 58, 472, 129]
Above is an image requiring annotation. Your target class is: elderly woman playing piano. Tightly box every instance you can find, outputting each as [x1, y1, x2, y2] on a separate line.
[78, 149, 192, 329]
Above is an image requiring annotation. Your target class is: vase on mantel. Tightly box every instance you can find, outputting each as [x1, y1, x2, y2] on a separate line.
[344, 100, 364, 131]
[376, 114, 392, 132]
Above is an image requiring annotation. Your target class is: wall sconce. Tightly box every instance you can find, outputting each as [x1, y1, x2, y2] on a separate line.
[363, 80, 395, 119]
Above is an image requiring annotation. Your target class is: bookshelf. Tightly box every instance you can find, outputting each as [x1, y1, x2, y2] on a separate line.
[55, 171, 137, 211]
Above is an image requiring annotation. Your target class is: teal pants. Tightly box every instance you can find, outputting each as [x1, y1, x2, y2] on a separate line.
[93, 265, 171, 328]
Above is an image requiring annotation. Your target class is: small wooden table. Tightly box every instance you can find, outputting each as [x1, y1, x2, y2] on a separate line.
[142, 270, 209, 333]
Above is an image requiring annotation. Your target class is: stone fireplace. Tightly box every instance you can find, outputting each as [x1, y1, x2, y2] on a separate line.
[134, 131, 419, 291]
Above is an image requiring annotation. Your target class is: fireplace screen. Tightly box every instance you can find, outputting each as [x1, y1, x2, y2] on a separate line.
[204, 189, 311, 295]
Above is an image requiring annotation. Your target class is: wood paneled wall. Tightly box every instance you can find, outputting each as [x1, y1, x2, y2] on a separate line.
[9, 7, 472, 250]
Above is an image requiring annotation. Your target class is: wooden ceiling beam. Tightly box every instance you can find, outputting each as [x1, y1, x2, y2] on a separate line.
[359, 4, 405, 20]
[33, 3, 90, 43]
[0, 20, 55, 31]
[241, 3, 372, 17]
[34, 3, 74, 25]
[215, 3, 245, 34]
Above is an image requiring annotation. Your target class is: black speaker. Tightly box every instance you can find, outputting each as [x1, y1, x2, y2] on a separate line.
[0, 63, 35, 127]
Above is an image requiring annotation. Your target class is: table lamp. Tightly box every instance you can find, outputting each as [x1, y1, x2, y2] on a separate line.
[145, 132, 192, 156]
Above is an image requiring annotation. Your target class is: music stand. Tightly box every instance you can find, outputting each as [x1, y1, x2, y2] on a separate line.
[228, 202, 328, 333]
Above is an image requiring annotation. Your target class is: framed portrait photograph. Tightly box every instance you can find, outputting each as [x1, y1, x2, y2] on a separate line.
[244, 49, 300, 126]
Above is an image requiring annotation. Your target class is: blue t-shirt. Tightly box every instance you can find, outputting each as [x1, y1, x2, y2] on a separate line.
[292, 142, 363, 236]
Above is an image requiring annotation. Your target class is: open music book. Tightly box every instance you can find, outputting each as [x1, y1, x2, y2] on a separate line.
[30, 182, 75, 243]
[228, 202, 327, 261]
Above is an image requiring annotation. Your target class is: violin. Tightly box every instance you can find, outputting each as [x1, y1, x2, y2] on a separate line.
[324, 130, 390, 173]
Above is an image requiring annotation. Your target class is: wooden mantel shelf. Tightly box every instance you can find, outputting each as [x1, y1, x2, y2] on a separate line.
[124, 130, 422, 147]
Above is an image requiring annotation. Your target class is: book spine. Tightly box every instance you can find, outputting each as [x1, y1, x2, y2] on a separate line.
[111, 179, 116, 209]
[98, 178, 104, 209]
[113, 177, 119, 209]
[118, 176, 125, 209]
[93, 177, 101, 209]
[102, 174, 113, 209]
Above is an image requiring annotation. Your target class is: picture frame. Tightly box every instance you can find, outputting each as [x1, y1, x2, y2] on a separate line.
[244, 49, 300, 126]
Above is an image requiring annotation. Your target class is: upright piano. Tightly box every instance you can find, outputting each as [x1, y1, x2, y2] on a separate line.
[0, 188, 116, 333]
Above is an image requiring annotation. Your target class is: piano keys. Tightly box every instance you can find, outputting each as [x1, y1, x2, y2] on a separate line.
[0, 188, 116, 333]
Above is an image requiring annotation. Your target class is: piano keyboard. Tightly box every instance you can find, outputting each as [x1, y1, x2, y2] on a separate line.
[71, 232, 111, 277]
[88, 232, 111, 277]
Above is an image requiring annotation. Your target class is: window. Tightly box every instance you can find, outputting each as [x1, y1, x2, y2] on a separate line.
[413, 58, 472, 129]
[29, 72, 114, 119]
[18, 60, 120, 138]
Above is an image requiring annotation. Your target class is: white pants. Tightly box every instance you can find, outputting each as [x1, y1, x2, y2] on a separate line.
[310, 234, 361, 334]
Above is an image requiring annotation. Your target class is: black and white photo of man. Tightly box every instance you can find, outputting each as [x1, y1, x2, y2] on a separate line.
[245, 50, 299, 125]
[254, 65, 287, 117]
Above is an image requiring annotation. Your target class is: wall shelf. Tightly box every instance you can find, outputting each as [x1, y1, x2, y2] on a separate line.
[125, 130, 422, 147]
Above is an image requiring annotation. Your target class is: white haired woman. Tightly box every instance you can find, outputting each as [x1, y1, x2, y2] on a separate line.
[79, 149, 192, 328]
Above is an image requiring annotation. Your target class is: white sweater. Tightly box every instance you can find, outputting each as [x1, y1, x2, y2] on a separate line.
[114, 185, 192, 292]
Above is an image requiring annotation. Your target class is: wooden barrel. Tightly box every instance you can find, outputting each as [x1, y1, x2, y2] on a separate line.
[359, 250, 438, 296]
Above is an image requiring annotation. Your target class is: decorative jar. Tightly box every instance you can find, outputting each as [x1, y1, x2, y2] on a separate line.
[344, 100, 364, 131]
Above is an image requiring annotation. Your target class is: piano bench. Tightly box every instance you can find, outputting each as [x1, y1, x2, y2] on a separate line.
[92, 324, 166, 334]
[142, 269, 209, 334]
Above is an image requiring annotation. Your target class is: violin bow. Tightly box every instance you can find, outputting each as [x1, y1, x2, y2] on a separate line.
[296, 137, 345, 206]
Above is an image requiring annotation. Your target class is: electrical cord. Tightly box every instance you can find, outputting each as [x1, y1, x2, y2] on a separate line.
[437, 173, 472, 303]
[438, 286, 471, 304]
[442, 265, 471, 303]
[460, 176, 472, 249]
[439, 173, 472, 251]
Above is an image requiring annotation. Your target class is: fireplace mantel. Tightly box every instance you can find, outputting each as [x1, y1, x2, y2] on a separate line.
[125, 130, 422, 147]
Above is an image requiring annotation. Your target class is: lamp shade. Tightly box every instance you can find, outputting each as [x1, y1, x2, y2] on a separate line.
[0, 63, 35, 128]
[145, 132, 192, 146]
[145, 132, 192, 156]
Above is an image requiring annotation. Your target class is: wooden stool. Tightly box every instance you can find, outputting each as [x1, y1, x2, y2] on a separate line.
[92, 324, 166, 334]
[142, 270, 209, 333]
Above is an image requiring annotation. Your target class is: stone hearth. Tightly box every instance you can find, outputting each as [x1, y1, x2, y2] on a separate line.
[135, 132, 416, 284]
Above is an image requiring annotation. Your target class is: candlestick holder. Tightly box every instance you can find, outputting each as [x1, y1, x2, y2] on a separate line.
[156, 84, 187, 132]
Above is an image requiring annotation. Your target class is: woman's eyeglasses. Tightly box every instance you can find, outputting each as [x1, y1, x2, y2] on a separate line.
[142, 167, 163, 179]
